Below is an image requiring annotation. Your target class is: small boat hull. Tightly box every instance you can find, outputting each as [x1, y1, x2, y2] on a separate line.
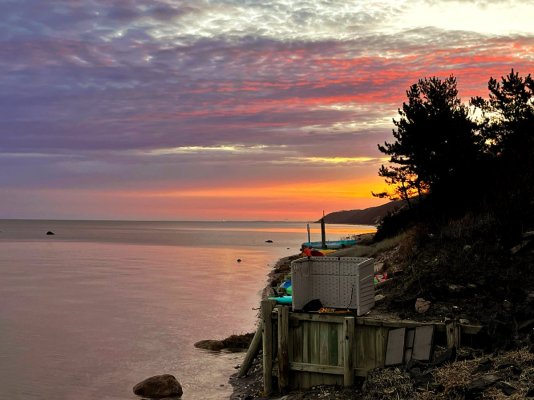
[301, 239, 356, 250]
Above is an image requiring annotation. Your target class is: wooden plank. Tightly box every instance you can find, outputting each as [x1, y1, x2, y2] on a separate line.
[277, 306, 290, 392]
[355, 316, 482, 333]
[328, 322, 339, 366]
[357, 317, 442, 329]
[288, 321, 294, 364]
[261, 299, 276, 395]
[375, 327, 388, 367]
[404, 328, 415, 363]
[319, 322, 330, 366]
[369, 324, 378, 367]
[302, 321, 310, 363]
[412, 325, 434, 361]
[290, 362, 343, 375]
[385, 328, 406, 366]
[461, 324, 483, 335]
[354, 324, 366, 371]
[338, 321, 344, 367]
[310, 321, 320, 365]
[405, 348, 413, 362]
[238, 320, 263, 377]
[343, 317, 355, 387]
[301, 321, 311, 389]
[357, 324, 378, 369]
[291, 312, 347, 324]
[291, 320, 302, 363]
[445, 320, 459, 349]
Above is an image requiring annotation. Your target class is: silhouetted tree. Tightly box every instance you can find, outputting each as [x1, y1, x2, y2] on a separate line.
[472, 69, 534, 157]
[377, 76, 480, 211]
[472, 69, 534, 230]
[372, 165, 428, 209]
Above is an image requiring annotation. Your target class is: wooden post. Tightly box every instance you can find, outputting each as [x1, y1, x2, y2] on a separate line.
[277, 306, 289, 392]
[320, 214, 326, 249]
[261, 299, 276, 395]
[343, 317, 355, 387]
[238, 320, 263, 377]
[446, 320, 460, 349]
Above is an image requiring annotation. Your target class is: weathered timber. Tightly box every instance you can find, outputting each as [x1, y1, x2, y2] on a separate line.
[238, 320, 263, 378]
[290, 362, 343, 374]
[262, 308, 484, 392]
[261, 299, 276, 395]
[291, 312, 353, 323]
[343, 317, 355, 387]
[446, 320, 460, 349]
[356, 317, 483, 335]
[277, 306, 289, 392]
[412, 325, 434, 361]
[385, 328, 406, 366]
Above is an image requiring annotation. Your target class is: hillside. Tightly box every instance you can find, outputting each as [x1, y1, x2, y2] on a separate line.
[320, 200, 404, 225]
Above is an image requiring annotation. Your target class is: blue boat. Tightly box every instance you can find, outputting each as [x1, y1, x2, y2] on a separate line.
[301, 239, 357, 250]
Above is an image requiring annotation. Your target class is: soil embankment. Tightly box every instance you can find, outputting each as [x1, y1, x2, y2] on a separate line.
[229, 229, 534, 399]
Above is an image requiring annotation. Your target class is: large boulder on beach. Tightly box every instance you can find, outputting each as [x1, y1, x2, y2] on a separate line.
[133, 374, 182, 398]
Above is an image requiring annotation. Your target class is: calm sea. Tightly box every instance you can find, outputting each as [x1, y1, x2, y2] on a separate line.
[0, 220, 375, 400]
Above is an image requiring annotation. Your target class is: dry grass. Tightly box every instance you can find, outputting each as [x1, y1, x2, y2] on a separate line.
[362, 367, 415, 400]
[359, 347, 534, 400]
[350, 231, 411, 258]
[484, 386, 528, 400]
[414, 349, 534, 400]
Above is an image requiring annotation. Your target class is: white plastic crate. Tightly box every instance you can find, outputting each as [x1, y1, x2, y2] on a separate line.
[291, 256, 375, 316]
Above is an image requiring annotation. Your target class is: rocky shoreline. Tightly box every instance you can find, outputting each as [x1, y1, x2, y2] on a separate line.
[225, 231, 534, 400]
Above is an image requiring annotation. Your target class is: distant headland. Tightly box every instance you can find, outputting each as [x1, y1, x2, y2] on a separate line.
[317, 200, 403, 225]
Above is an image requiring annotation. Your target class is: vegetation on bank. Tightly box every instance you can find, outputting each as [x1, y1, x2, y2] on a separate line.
[374, 69, 534, 243]
[365, 70, 534, 348]
[230, 71, 534, 400]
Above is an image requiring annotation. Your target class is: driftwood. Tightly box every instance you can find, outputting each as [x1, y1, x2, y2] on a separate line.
[238, 320, 263, 377]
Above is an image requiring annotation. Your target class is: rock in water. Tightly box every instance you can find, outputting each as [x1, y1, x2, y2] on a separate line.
[133, 374, 183, 398]
[194, 339, 225, 351]
[46, 231, 55, 235]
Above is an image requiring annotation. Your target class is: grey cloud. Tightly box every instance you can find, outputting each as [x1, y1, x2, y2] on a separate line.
[1, 0, 532, 194]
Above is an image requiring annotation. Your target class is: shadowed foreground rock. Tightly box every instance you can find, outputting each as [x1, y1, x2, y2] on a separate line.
[133, 374, 183, 398]
[194, 339, 225, 351]
[195, 333, 254, 351]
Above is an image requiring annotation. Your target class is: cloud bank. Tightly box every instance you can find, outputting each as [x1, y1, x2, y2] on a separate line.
[1, 0, 533, 219]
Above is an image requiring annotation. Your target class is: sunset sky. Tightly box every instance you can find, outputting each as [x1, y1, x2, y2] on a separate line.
[1, 0, 534, 221]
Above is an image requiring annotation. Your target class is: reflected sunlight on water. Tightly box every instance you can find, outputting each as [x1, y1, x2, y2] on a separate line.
[0, 220, 375, 399]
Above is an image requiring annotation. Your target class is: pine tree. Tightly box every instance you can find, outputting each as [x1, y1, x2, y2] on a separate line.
[376, 76, 480, 209]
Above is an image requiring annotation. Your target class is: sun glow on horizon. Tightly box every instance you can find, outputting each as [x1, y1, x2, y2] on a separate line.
[2, 1, 533, 220]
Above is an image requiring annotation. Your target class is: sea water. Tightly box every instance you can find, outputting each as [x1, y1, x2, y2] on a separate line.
[0, 220, 375, 399]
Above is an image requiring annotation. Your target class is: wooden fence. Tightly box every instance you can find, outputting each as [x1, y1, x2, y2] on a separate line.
[260, 300, 482, 394]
